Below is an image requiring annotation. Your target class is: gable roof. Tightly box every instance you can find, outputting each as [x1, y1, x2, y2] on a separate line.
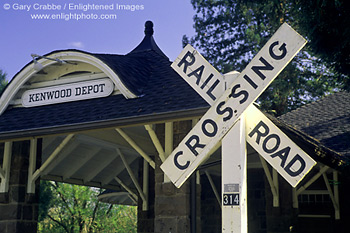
[279, 91, 350, 170]
[0, 23, 209, 140]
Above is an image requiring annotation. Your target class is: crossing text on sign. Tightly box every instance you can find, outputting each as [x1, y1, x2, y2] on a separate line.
[161, 23, 307, 188]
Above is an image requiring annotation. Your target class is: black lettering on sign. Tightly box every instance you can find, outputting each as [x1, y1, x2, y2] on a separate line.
[251, 57, 274, 80]
[262, 134, 280, 153]
[177, 51, 195, 73]
[269, 41, 287, 60]
[99, 83, 105, 92]
[82, 86, 87, 95]
[216, 101, 233, 122]
[187, 66, 220, 101]
[185, 135, 205, 156]
[271, 146, 291, 168]
[248, 120, 306, 176]
[243, 74, 258, 89]
[200, 73, 213, 89]
[202, 119, 218, 137]
[174, 151, 190, 170]
[66, 89, 72, 97]
[29, 94, 35, 102]
[188, 65, 204, 85]
[76, 87, 81, 96]
[206, 79, 220, 101]
[47, 91, 54, 99]
[284, 154, 306, 177]
[248, 121, 269, 144]
[229, 84, 248, 104]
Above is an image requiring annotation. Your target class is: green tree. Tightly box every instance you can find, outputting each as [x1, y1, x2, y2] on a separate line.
[294, 0, 350, 85]
[186, 0, 342, 115]
[38, 181, 137, 233]
[0, 69, 8, 93]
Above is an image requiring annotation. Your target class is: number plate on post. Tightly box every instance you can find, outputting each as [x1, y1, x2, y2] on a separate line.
[223, 193, 240, 206]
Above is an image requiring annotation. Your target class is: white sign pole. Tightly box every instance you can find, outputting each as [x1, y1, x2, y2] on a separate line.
[222, 117, 247, 233]
[161, 23, 307, 188]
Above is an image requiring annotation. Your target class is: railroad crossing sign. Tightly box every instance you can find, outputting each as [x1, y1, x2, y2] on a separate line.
[161, 23, 314, 188]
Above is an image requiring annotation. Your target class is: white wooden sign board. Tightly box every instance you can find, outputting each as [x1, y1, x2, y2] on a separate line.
[22, 78, 114, 107]
[244, 106, 316, 187]
[169, 44, 316, 187]
[171, 44, 226, 105]
[161, 23, 307, 188]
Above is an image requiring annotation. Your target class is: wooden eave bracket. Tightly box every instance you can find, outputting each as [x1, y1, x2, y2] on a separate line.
[292, 165, 340, 219]
[115, 128, 155, 169]
[117, 148, 149, 211]
[145, 124, 165, 162]
[259, 155, 279, 207]
[27, 134, 75, 193]
[0, 142, 12, 193]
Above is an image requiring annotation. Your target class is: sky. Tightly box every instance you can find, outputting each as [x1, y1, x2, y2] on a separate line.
[0, 0, 197, 80]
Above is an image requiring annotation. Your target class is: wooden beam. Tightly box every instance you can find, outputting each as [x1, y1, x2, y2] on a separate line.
[101, 154, 138, 186]
[27, 139, 38, 193]
[205, 170, 221, 209]
[31, 134, 75, 183]
[114, 176, 138, 201]
[41, 139, 78, 176]
[145, 124, 165, 162]
[293, 165, 329, 208]
[143, 159, 149, 211]
[322, 172, 340, 220]
[116, 128, 155, 169]
[164, 122, 173, 182]
[296, 165, 329, 196]
[259, 155, 279, 207]
[0, 142, 12, 193]
[333, 171, 340, 219]
[0, 167, 4, 180]
[118, 148, 147, 206]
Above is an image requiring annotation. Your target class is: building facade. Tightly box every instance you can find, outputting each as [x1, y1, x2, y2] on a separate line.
[0, 21, 349, 233]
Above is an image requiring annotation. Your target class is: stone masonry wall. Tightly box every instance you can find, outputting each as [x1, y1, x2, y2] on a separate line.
[153, 121, 196, 233]
[0, 140, 40, 233]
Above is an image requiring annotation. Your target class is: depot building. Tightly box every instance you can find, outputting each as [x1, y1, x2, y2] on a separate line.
[0, 21, 349, 233]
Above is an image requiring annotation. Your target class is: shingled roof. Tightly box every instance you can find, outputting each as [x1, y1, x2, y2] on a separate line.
[0, 22, 209, 140]
[278, 91, 350, 170]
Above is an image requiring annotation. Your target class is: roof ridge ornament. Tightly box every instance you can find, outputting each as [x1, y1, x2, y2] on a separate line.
[144, 21, 154, 36]
[128, 21, 168, 60]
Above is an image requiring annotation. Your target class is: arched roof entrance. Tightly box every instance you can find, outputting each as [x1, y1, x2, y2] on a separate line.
[0, 21, 209, 207]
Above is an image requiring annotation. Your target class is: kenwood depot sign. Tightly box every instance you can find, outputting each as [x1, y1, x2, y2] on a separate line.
[22, 78, 114, 107]
[161, 23, 310, 188]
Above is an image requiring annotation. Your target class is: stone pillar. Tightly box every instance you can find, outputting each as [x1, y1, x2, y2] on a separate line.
[0, 140, 40, 233]
[154, 121, 200, 233]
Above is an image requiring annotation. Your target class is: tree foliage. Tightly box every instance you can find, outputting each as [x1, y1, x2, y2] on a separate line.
[38, 181, 137, 233]
[295, 0, 350, 84]
[185, 0, 344, 115]
[0, 69, 8, 94]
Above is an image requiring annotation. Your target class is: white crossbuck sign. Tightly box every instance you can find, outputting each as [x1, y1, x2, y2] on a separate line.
[161, 23, 316, 188]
